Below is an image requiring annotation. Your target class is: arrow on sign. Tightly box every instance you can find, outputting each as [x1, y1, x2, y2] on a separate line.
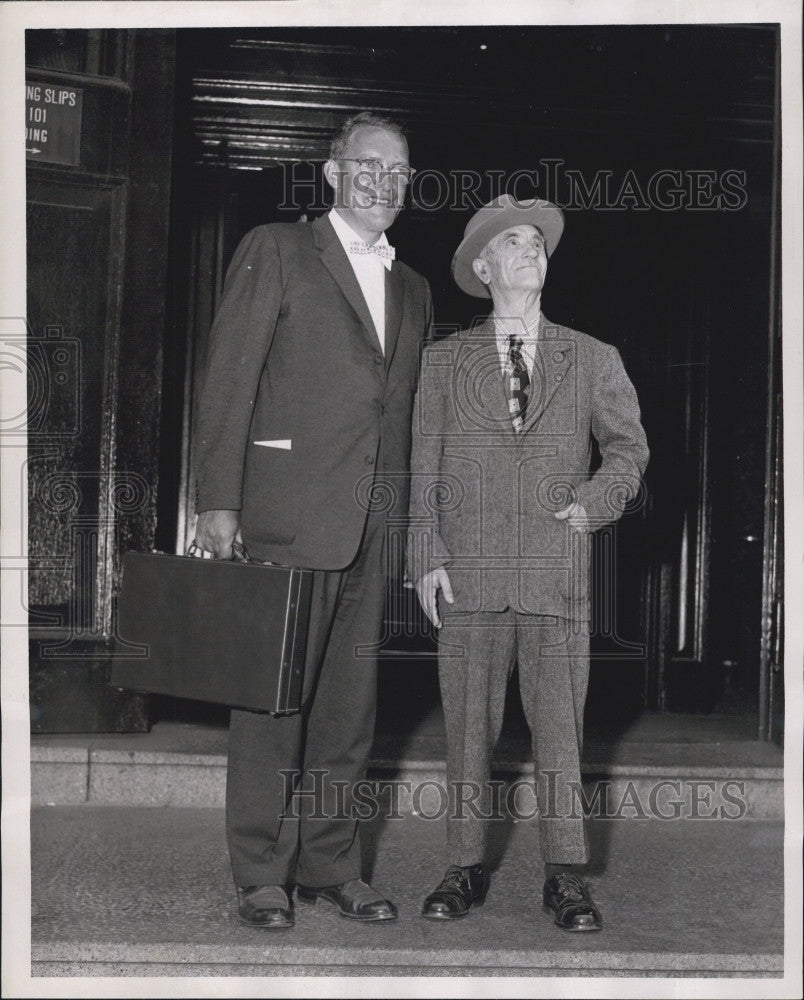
[26, 147, 41, 154]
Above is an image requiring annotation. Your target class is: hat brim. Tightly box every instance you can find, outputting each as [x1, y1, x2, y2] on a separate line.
[451, 201, 565, 298]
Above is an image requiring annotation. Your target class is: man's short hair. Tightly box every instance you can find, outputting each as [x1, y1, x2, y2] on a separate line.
[329, 112, 407, 159]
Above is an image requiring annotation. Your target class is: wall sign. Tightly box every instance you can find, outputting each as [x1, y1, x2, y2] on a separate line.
[26, 81, 83, 166]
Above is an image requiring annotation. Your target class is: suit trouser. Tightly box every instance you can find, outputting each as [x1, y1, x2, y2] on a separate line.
[437, 609, 590, 867]
[226, 510, 386, 888]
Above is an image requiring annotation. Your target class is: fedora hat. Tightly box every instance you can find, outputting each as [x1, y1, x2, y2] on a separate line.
[451, 194, 565, 298]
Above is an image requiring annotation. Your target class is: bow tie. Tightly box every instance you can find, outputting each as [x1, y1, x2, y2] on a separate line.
[347, 240, 396, 262]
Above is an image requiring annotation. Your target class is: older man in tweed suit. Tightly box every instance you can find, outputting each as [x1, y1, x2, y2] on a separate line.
[407, 195, 648, 931]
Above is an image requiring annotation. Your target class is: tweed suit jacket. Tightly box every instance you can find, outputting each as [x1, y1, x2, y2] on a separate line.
[195, 214, 433, 570]
[406, 317, 649, 620]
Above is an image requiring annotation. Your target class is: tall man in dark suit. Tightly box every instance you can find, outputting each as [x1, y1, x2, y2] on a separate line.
[194, 112, 432, 928]
[407, 196, 648, 931]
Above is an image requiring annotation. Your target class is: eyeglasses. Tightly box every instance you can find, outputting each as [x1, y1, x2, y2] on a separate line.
[339, 158, 415, 184]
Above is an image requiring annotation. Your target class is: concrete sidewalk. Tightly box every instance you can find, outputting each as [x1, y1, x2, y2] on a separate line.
[31, 803, 783, 978]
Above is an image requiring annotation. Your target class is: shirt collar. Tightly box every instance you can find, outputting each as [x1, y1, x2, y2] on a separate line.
[328, 209, 393, 270]
[494, 311, 541, 348]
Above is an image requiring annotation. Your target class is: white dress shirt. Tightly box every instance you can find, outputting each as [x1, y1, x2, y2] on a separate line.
[494, 312, 541, 378]
[328, 209, 391, 353]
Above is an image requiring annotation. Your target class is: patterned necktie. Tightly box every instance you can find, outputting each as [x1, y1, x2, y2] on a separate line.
[507, 335, 530, 433]
[346, 240, 396, 262]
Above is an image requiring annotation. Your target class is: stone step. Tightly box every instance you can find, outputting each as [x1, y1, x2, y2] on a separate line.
[31, 720, 784, 817]
[23, 805, 785, 981]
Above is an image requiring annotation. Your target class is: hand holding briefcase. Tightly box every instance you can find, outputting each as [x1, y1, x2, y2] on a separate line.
[112, 546, 313, 714]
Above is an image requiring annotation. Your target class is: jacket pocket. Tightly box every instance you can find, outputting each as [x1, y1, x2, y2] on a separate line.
[242, 443, 301, 545]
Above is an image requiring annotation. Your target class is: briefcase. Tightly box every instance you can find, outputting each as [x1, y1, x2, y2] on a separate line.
[112, 549, 314, 714]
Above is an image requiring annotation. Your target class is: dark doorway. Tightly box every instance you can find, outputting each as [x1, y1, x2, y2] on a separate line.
[155, 25, 780, 737]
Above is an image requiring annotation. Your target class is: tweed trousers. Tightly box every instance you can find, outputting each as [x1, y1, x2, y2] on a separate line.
[437, 609, 591, 867]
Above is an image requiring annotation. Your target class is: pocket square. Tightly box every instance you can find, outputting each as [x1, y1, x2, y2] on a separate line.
[254, 439, 291, 450]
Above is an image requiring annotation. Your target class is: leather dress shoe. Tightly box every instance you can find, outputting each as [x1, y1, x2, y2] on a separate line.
[422, 864, 490, 919]
[542, 872, 602, 931]
[296, 878, 397, 921]
[236, 884, 294, 928]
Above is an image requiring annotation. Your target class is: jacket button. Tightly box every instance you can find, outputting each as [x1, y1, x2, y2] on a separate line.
[554, 373, 564, 383]
[365, 455, 375, 464]
[553, 350, 565, 362]
[374, 354, 383, 365]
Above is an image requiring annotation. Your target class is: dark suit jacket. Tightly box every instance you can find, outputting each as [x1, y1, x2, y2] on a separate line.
[195, 214, 433, 570]
[406, 317, 649, 620]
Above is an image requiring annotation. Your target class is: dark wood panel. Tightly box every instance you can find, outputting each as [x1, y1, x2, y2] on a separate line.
[112, 29, 175, 571]
[30, 642, 146, 733]
[26, 30, 175, 732]
[25, 28, 130, 78]
[181, 26, 775, 170]
[26, 181, 122, 616]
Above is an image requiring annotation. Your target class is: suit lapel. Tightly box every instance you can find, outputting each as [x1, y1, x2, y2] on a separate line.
[458, 321, 512, 430]
[383, 262, 404, 371]
[313, 214, 382, 352]
[519, 319, 575, 437]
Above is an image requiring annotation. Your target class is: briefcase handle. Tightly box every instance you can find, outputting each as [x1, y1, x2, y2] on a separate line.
[187, 540, 252, 563]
